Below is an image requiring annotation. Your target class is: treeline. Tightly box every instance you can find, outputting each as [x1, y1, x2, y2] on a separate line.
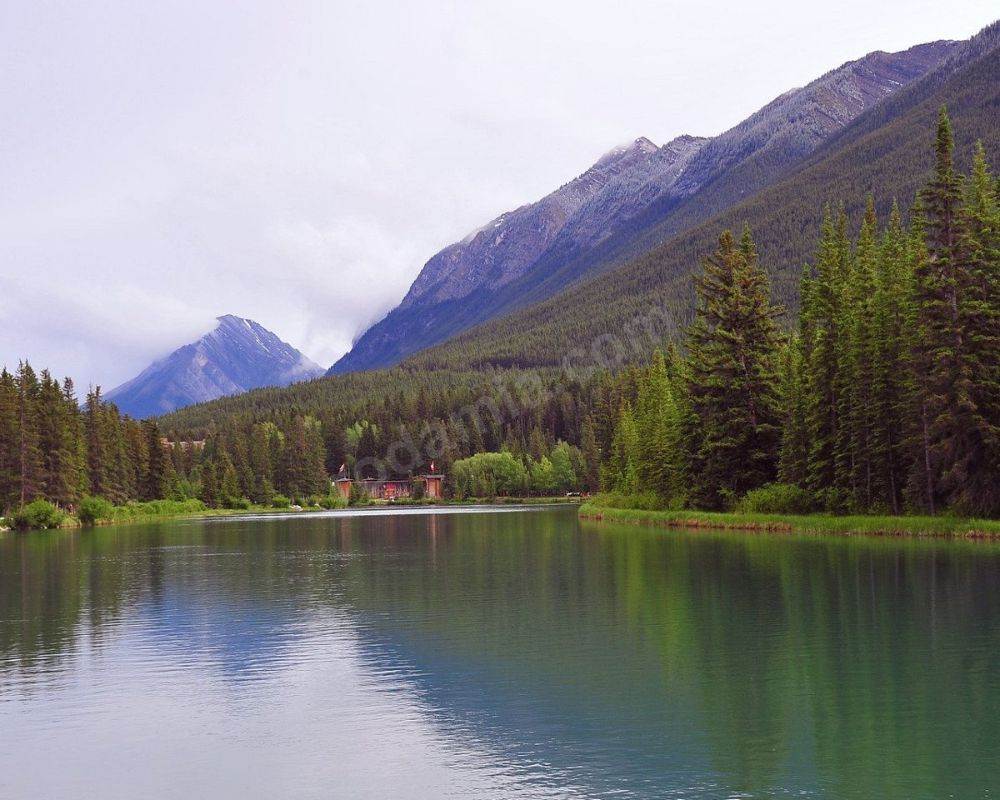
[603, 111, 1000, 516]
[0, 370, 336, 513]
[3, 113, 996, 520]
[0, 363, 609, 515]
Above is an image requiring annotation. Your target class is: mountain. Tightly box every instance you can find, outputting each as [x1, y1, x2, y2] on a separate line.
[403, 21, 1000, 372]
[105, 315, 324, 418]
[330, 39, 959, 375]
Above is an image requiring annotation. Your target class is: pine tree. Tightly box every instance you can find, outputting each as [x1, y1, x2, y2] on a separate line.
[908, 107, 992, 514]
[954, 140, 1000, 514]
[777, 335, 809, 486]
[605, 402, 639, 495]
[36, 370, 83, 508]
[837, 197, 879, 509]
[85, 387, 109, 499]
[635, 350, 686, 504]
[142, 421, 169, 501]
[578, 415, 601, 492]
[0, 369, 19, 511]
[868, 203, 914, 513]
[15, 362, 44, 506]
[685, 227, 783, 508]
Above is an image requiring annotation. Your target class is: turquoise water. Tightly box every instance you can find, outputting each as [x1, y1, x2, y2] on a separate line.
[1, 506, 998, 799]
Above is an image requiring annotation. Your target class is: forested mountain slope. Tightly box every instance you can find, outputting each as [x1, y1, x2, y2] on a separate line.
[331, 40, 956, 374]
[403, 22, 1000, 371]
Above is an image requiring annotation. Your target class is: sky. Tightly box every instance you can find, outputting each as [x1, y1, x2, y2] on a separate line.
[2, 0, 997, 389]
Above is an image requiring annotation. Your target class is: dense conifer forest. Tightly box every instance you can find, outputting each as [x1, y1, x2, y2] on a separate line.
[2, 112, 997, 523]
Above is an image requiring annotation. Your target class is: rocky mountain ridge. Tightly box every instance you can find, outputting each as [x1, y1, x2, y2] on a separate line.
[106, 315, 323, 418]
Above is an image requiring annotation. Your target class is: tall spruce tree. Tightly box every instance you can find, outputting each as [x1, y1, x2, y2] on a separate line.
[0, 369, 19, 511]
[956, 142, 1000, 515]
[15, 362, 44, 506]
[142, 421, 170, 501]
[802, 209, 850, 501]
[685, 226, 783, 509]
[868, 203, 914, 513]
[908, 107, 992, 514]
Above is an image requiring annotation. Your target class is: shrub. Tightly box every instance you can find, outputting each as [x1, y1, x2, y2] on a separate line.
[813, 487, 851, 515]
[12, 500, 67, 531]
[226, 496, 252, 510]
[78, 496, 115, 526]
[738, 483, 817, 515]
[591, 492, 674, 511]
[452, 451, 528, 499]
[111, 499, 207, 520]
[348, 484, 370, 506]
[271, 494, 291, 509]
[318, 494, 347, 509]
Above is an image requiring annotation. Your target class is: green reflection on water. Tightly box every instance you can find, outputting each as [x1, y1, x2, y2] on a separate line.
[1, 509, 998, 799]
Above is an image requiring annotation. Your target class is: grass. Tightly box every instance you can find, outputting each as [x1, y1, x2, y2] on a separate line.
[2, 495, 579, 533]
[578, 502, 1000, 539]
[447, 496, 580, 505]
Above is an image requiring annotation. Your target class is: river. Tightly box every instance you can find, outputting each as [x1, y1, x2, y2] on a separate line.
[1, 506, 998, 799]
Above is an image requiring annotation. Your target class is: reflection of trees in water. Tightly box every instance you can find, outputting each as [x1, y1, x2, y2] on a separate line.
[2, 512, 999, 798]
[339, 518, 1000, 798]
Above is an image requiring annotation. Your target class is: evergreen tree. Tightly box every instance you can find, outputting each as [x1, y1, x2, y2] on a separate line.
[836, 197, 879, 508]
[0, 369, 19, 510]
[15, 362, 44, 506]
[685, 227, 783, 508]
[868, 203, 914, 513]
[635, 350, 686, 504]
[908, 107, 991, 514]
[142, 421, 170, 501]
[803, 208, 850, 500]
[605, 402, 639, 495]
[85, 387, 109, 499]
[36, 370, 83, 508]
[777, 335, 809, 486]
[578, 416, 601, 492]
[956, 141, 1000, 515]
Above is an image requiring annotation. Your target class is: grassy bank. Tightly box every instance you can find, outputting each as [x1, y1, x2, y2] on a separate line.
[0, 497, 346, 532]
[1, 495, 579, 533]
[578, 502, 1000, 539]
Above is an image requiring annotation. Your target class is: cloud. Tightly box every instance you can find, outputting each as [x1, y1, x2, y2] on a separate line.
[1, 0, 996, 387]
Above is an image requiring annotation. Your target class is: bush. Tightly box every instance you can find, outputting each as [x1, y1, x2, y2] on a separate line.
[271, 494, 291, 509]
[738, 483, 817, 515]
[813, 487, 851, 515]
[318, 493, 348, 509]
[348, 484, 370, 506]
[452, 451, 528, 499]
[591, 492, 675, 511]
[12, 500, 67, 531]
[111, 499, 207, 520]
[78, 496, 115, 526]
[225, 496, 252, 510]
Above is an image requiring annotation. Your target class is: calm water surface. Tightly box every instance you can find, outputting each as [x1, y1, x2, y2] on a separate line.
[1, 506, 998, 799]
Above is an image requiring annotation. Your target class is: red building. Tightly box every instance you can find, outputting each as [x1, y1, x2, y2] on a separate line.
[334, 475, 443, 501]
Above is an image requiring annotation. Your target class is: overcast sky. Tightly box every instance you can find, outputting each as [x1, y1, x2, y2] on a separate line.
[2, 1, 996, 389]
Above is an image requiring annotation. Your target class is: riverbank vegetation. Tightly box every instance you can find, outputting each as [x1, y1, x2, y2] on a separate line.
[601, 111, 999, 522]
[2, 113, 997, 531]
[579, 501, 1000, 539]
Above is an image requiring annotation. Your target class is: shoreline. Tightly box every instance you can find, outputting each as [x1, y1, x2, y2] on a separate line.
[1, 496, 579, 534]
[578, 503, 1000, 539]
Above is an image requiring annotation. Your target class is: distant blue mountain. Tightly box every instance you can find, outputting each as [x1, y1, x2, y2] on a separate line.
[105, 315, 324, 418]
